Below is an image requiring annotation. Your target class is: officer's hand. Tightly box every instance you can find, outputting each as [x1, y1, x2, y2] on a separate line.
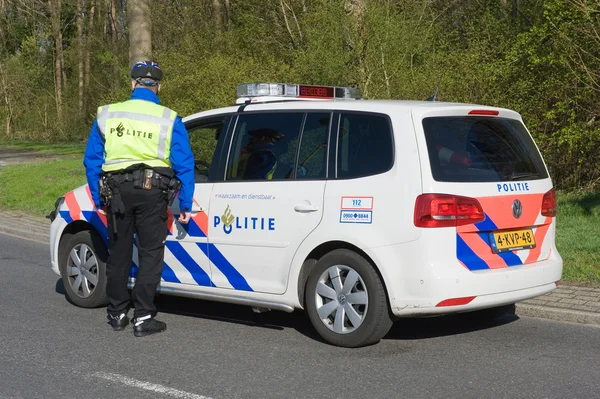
[178, 211, 191, 224]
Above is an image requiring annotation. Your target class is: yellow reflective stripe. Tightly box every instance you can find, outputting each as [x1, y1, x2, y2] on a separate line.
[104, 111, 173, 126]
[104, 157, 164, 166]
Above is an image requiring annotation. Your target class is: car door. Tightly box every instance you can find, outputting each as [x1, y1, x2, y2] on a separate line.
[208, 111, 330, 294]
[163, 116, 231, 288]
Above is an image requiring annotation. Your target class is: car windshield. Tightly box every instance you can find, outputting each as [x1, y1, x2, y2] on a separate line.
[422, 116, 548, 182]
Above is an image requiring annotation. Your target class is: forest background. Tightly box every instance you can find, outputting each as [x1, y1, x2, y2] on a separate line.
[0, 0, 599, 192]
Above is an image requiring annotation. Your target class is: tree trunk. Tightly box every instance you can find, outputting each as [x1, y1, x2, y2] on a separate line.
[0, 63, 13, 138]
[344, 0, 367, 92]
[127, 0, 152, 66]
[213, 0, 222, 32]
[84, 0, 96, 115]
[224, 0, 231, 30]
[110, 0, 118, 44]
[0, 0, 5, 46]
[77, 0, 84, 112]
[49, 0, 63, 119]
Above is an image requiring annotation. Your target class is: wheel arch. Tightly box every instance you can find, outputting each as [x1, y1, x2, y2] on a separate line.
[296, 240, 390, 310]
[58, 221, 107, 267]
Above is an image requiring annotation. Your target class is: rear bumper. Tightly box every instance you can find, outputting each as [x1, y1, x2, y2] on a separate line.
[371, 242, 562, 317]
[392, 280, 558, 317]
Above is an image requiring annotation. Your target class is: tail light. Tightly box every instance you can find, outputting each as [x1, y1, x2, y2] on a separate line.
[541, 189, 556, 217]
[414, 194, 485, 228]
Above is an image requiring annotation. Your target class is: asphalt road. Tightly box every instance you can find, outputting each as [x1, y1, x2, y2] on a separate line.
[1, 233, 599, 399]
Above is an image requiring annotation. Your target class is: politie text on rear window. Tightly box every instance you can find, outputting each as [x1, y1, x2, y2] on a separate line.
[422, 117, 548, 182]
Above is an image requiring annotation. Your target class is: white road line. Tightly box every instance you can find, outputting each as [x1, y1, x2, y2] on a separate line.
[93, 372, 212, 399]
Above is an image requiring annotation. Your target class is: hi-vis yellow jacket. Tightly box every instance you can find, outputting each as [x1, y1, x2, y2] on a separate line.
[96, 99, 177, 172]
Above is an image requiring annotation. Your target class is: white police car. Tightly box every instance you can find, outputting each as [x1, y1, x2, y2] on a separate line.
[49, 82, 562, 347]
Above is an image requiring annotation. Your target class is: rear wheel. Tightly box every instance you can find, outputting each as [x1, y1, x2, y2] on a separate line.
[59, 230, 108, 308]
[305, 249, 393, 347]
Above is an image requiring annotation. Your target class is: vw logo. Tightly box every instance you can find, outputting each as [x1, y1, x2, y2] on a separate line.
[512, 199, 523, 219]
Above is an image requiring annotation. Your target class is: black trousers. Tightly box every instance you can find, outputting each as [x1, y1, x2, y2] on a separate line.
[105, 181, 168, 319]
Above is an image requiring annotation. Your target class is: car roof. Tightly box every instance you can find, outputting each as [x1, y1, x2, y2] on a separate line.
[182, 99, 521, 122]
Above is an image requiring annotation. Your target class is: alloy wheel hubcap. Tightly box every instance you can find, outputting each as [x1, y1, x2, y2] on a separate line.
[67, 243, 99, 298]
[314, 265, 368, 334]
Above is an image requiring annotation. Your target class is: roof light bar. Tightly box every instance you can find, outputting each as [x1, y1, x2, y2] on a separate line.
[236, 82, 362, 103]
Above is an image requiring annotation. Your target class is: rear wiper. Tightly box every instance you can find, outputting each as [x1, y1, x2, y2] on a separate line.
[508, 172, 539, 181]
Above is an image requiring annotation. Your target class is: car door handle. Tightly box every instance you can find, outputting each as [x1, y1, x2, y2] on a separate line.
[294, 204, 319, 212]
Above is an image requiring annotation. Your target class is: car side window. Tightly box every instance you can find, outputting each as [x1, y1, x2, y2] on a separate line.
[186, 119, 227, 183]
[336, 113, 393, 179]
[226, 112, 304, 181]
[296, 112, 330, 180]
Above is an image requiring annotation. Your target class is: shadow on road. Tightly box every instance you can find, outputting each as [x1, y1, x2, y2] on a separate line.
[154, 294, 321, 339]
[385, 312, 519, 340]
[52, 277, 519, 344]
[153, 293, 519, 344]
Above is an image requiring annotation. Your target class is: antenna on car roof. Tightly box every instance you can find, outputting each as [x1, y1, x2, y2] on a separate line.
[425, 76, 443, 101]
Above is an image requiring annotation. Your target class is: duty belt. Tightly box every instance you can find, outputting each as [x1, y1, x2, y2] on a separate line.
[106, 169, 171, 190]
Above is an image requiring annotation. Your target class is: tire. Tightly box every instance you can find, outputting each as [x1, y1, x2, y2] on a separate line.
[305, 249, 393, 348]
[59, 230, 109, 308]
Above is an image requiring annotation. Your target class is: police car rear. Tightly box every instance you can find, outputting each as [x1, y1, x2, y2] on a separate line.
[405, 105, 562, 315]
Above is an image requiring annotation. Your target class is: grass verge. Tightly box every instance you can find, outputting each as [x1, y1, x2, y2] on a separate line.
[0, 157, 87, 218]
[555, 190, 600, 287]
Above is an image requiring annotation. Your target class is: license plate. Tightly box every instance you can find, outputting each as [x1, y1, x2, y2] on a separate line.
[489, 229, 536, 253]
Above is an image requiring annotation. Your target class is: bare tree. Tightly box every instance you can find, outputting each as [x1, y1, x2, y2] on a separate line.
[84, 0, 96, 115]
[345, 0, 367, 92]
[128, 0, 152, 66]
[213, 0, 222, 31]
[77, 0, 84, 111]
[278, 0, 304, 49]
[0, 63, 14, 137]
[48, 0, 63, 119]
[224, 0, 230, 30]
[110, 0, 118, 44]
[0, 0, 5, 47]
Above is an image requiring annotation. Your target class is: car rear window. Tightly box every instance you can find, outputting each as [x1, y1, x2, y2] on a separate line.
[422, 116, 548, 182]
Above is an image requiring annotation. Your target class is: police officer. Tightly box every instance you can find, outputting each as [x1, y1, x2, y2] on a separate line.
[239, 128, 284, 180]
[83, 60, 195, 337]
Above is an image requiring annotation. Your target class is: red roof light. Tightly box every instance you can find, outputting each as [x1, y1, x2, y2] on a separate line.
[468, 110, 499, 116]
[298, 85, 334, 99]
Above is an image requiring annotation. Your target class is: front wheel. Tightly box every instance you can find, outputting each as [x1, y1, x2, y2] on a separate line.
[59, 230, 109, 308]
[305, 249, 393, 347]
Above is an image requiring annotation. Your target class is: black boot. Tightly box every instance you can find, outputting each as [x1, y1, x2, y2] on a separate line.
[133, 316, 167, 337]
[107, 313, 129, 331]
